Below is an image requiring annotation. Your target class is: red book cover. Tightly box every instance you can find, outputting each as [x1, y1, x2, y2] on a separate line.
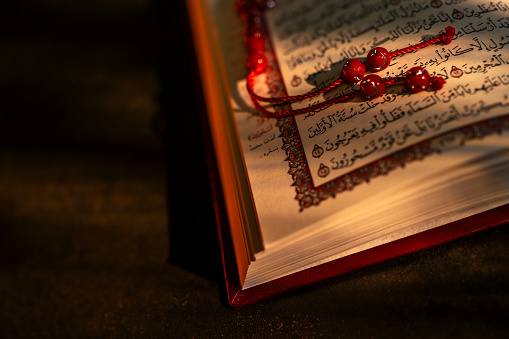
[217, 202, 509, 307]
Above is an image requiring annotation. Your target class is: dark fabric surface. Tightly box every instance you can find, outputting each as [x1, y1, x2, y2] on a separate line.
[1, 1, 509, 338]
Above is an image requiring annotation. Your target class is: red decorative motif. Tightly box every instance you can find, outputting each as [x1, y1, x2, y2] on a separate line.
[267, 59, 509, 210]
[276, 114, 509, 211]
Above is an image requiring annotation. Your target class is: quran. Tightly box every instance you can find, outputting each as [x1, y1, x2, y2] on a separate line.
[186, 0, 509, 306]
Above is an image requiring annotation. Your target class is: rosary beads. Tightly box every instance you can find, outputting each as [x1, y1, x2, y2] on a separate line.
[237, 0, 455, 118]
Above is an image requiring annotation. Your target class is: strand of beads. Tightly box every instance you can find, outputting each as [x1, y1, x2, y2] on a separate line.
[360, 67, 446, 100]
[236, 0, 274, 75]
[237, 1, 454, 118]
[341, 26, 455, 85]
[249, 67, 445, 118]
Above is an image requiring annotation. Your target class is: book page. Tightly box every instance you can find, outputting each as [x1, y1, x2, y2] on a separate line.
[244, 133, 509, 288]
[265, 0, 509, 186]
[206, 0, 509, 247]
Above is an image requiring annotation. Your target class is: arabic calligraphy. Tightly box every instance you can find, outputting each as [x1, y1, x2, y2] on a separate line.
[307, 74, 507, 149]
[274, 0, 509, 72]
[329, 96, 509, 170]
[247, 124, 274, 141]
[266, 0, 509, 184]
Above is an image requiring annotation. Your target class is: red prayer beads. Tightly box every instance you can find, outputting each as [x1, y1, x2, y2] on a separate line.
[247, 53, 268, 74]
[405, 67, 431, 93]
[366, 47, 391, 72]
[360, 75, 385, 99]
[238, 1, 455, 118]
[248, 32, 266, 52]
[238, 0, 271, 73]
[341, 46, 391, 84]
[342, 59, 366, 84]
[360, 68, 441, 100]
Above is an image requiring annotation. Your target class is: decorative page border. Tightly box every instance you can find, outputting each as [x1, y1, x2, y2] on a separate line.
[278, 111, 509, 211]
[260, 14, 509, 212]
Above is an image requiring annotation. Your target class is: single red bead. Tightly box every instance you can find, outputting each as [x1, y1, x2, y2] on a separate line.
[367, 47, 391, 72]
[247, 52, 268, 74]
[248, 33, 265, 52]
[360, 74, 385, 99]
[341, 59, 366, 83]
[405, 67, 430, 93]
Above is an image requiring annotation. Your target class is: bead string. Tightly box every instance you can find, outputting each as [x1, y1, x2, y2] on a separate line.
[387, 26, 455, 59]
[247, 26, 454, 104]
[237, 1, 456, 118]
[248, 70, 445, 119]
[248, 76, 345, 104]
[247, 71, 360, 118]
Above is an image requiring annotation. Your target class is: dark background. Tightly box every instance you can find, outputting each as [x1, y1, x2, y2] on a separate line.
[1, 0, 508, 337]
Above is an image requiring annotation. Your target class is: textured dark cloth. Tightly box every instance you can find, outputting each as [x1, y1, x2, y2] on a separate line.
[1, 1, 508, 338]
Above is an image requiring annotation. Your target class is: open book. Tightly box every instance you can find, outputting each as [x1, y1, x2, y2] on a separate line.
[186, 0, 509, 306]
